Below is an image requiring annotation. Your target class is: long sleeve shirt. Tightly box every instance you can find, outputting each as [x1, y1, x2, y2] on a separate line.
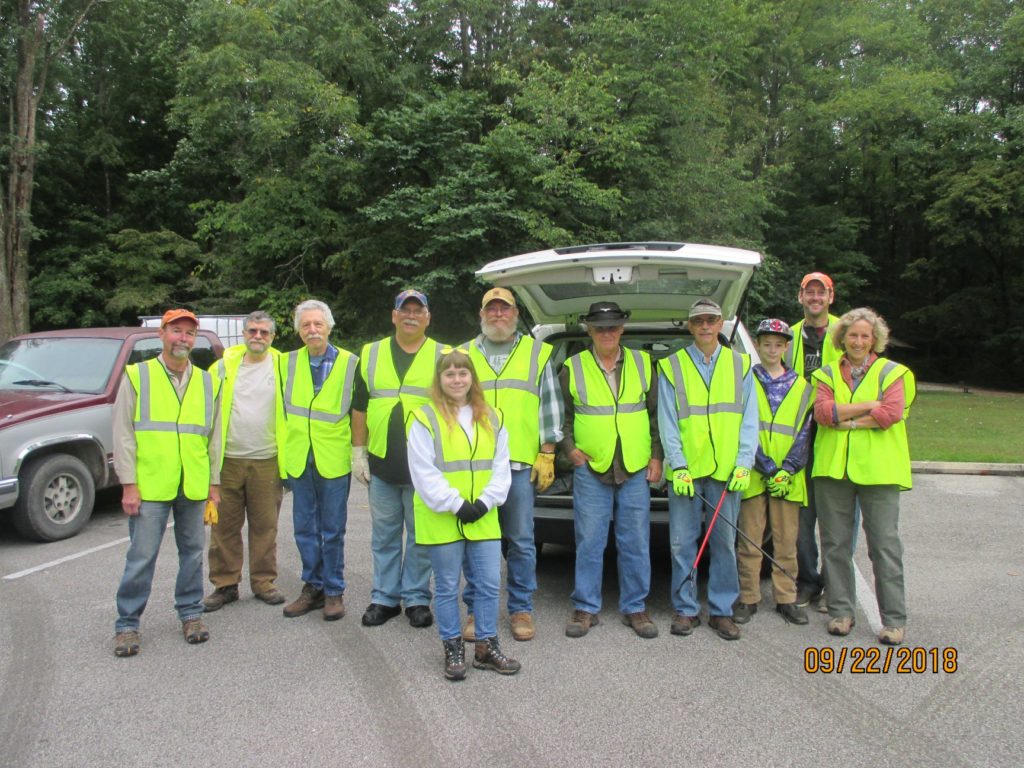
[407, 405, 511, 513]
[658, 343, 758, 472]
[750, 364, 813, 477]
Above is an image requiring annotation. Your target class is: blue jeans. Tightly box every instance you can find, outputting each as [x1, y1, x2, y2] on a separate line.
[463, 467, 536, 615]
[571, 465, 651, 615]
[668, 477, 740, 617]
[115, 492, 205, 632]
[430, 538, 501, 642]
[290, 461, 350, 596]
[368, 476, 432, 607]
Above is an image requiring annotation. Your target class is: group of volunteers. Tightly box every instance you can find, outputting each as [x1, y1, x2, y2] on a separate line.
[111, 270, 916, 682]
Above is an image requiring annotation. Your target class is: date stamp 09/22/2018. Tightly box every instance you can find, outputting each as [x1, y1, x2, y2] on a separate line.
[804, 646, 958, 674]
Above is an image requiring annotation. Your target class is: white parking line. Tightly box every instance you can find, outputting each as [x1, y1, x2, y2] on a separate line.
[854, 561, 883, 634]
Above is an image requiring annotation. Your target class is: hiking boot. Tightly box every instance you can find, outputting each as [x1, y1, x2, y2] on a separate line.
[473, 637, 521, 675]
[795, 585, 823, 608]
[182, 618, 210, 644]
[670, 614, 701, 636]
[733, 602, 758, 624]
[442, 638, 467, 681]
[462, 614, 477, 642]
[708, 615, 741, 640]
[878, 626, 905, 646]
[565, 609, 599, 638]
[254, 586, 286, 605]
[323, 594, 345, 621]
[283, 583, 325, 618]
[202, 585, 239, 612]
[405, 604, 433, 628]
[621, 611, 659, 639]
[827, 616, 855, 636]
[113, 630, 141, 657]
[776, 602, 809, 625]
[510, 611, 535, 641]
[362, 603, 401, 626]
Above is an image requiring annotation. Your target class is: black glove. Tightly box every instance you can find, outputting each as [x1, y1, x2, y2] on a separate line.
[456, 501, 479, 524]
[472, 499, 489, 518]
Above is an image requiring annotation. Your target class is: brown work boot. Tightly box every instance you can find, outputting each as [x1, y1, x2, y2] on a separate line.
[509, 611, 535, 641]
[473, 637, 521, 675]
[283, 583, 325, 618]
[621, 611, 659, 639]
[708, 615, 741, 640]
[323, 594, 346, 621]
[202, 585, 239, 612]
[462, 614, 477, 642]
[670, 614, 701, 636]
[254, 586, 286, 605]
[878, 626, 905, 645]
[182, 618, 210, 644]
[113, 630, 141, 657]
[827, 616, 855, 636]
[565, 609, 599, 638]
[442, 638, 467, 681]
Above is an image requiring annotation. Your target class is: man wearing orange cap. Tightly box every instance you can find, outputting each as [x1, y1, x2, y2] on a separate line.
[112, 309, 222, 657]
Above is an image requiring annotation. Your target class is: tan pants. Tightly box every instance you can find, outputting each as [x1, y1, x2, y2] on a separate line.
[737, 493, 799, 605]
[208, 456, 283, 593]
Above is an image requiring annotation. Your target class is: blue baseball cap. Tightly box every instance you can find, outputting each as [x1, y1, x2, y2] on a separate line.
[394, 289, 429, 310]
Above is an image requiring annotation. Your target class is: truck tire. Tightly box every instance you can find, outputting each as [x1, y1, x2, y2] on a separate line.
[12, 454, 96, 542]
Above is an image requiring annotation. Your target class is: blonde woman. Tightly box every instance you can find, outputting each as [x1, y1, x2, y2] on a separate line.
[812, 308, 916, 645]
[407, 348, 519, 680]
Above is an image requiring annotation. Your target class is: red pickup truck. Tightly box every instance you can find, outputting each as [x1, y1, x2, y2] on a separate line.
[0, 327, 224, 541]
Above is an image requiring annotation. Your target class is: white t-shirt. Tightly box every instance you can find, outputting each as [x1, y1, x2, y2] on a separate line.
[225, 355, 277, 459]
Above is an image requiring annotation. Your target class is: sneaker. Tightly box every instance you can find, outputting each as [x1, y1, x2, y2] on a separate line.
[733, 602, 758, 624]
[283, 583, 325, 618]
[473, 637, 521, 675]
[565, 609, 599, 638]
[827, 616, 855, 636]
[878, 626, 905, 645]
[442, 637, 466, 681]
[362, 603, 401, 626]
[113, 630, 141, 657]
[670, 614, 700, 636]
[461, 614, 477, 642]
[795, 584, 823, 608]
[182, 618, 210, 644]
[708, 615, 741, 640]
[323, 594, 345, 621]
[776, 603, 809, 625]
[621, 611, 659, 639]
[254, 586, 286, 605]
[405, 604, 434, 628]
[203, 585, 239, 612]
[510, 611, 535, 641]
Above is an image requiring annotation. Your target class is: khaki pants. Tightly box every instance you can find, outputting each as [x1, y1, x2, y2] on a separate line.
[737, 493, 799, 605]
[208, 456, 283, 593]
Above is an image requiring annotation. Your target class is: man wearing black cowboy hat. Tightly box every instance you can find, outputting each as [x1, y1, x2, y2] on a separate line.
[558, 301, 663, 640]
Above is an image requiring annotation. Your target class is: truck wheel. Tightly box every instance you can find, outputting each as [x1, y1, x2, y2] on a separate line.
[12, 454, 96, 542]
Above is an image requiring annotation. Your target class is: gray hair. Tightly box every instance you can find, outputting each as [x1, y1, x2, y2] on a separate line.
[293, 300, 335, 333]
[832, 307, 890, 354]
[245, 310, 276, 334]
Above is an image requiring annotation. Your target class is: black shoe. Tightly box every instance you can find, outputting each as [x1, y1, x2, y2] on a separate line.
[361, 603, 401, 626]
[733, 602, 758, 624]
[795, 584, 823, 608]
[405, 604, 434, 628]
[776, 602, 809, 625]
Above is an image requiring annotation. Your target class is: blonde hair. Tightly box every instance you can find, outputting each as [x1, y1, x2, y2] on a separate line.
[430, 349, 494, 436]
[831, 307, 890, 354]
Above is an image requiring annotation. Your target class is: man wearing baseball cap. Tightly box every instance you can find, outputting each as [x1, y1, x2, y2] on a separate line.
[112, 308, 222, 656]
[350, 289, 438, 629]
[459, 286, 564, 642]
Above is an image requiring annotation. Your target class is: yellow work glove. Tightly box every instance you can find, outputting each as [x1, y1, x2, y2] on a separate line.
[727, 466, 751, 493]
[530, 452, 555, 493]
[672, 469, 694, 497]
[769, 470, 791, 498]
[204, 500, 218, 525]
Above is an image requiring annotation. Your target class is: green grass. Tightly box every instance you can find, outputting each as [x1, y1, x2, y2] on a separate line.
[908, 390, 1024, 463]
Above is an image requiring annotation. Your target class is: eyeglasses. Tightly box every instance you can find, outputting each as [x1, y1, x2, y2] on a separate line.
[440, 345, 470, 355]
[245, 328, 274, 337]
[689, 317, 721, 327]
[397, 306, 428, 317]
[483, 303, 515, 315]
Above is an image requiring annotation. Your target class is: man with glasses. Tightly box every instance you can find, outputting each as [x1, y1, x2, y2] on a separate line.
[202, 311, 288, 612]
[560, 301, 663, 640]
[351, 290, 438, 629]
[658, 298, 758, 640]
[459, 287, 563, 642]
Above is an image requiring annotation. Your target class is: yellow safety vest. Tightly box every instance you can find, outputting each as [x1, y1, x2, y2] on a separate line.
[785, 316, 842, 380]
[126, 359, 214, 501]
[279, 345, 358, 479]
[659, 347, 751, 482]
[411, 404, 502, 544]
[360, 337, 440, 458]
[811, 358, 916, 490]
[468, 334, 553, 465]
[210, 345, 287, 478]
[567, 348, 653, 474]
[742, 375, 813, 503]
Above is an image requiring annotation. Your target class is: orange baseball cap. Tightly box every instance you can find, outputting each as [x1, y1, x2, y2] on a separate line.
[161, 308, 199, 327]
[481, 287, 516, 308]
[800, 272, 834, 291]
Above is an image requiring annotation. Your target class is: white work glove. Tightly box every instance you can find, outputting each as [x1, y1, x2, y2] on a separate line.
[352, 445, 371, 486]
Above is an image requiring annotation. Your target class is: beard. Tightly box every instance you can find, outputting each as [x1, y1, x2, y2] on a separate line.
[480, 318, 515, 343]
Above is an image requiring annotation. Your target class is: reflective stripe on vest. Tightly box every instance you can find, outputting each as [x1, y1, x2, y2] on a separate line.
[664, 350, 744, 418]
[743, 375, 812, 503]
[361, 337, 439, 458]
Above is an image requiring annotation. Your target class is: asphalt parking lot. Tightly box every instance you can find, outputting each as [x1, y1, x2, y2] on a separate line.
[1, 473, 1022, 768]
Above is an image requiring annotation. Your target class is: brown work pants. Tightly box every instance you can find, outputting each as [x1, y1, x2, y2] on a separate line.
[208, 456, 283, 593]
[737, 493, 799, 605]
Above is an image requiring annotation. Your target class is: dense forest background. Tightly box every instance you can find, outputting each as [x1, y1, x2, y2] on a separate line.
[2, 0, 1022, 386]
